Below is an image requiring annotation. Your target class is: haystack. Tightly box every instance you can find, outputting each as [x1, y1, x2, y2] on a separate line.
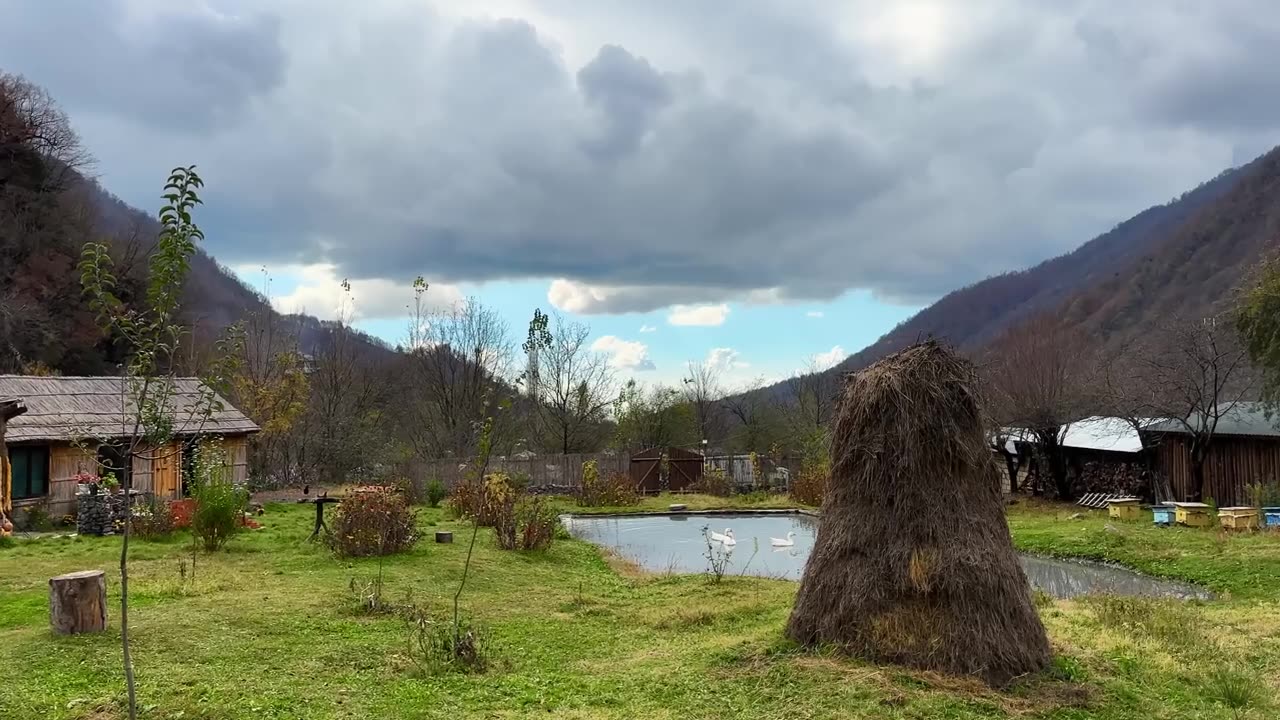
[785, 341, 1050, 685]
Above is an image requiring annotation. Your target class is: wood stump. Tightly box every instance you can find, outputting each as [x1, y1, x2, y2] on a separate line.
[49, 570, 107, 634]
[435, 531, 453, 544]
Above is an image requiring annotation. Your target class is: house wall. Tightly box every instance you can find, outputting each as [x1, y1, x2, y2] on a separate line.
[49, 443, 98, 516]
[1155, 434, 1280, 505]
[224, 435, 249, 485]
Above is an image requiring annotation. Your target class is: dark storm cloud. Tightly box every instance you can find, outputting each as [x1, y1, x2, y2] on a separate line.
[3, 0, 1279, 313]
[0, 0, 285, 132]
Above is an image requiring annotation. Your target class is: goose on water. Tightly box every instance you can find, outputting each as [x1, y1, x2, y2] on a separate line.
[770, 531, 796, 547]
[708, 528, 737, 546]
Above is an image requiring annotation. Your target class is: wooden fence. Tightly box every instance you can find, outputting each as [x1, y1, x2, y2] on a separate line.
[400, 452, 630, 490]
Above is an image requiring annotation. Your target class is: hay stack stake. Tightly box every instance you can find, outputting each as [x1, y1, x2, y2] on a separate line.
[785, 341, 1050, 685]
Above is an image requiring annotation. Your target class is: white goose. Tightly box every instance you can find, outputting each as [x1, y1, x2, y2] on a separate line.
[770, 531, 796, 547]
[708, 528, 737, 546]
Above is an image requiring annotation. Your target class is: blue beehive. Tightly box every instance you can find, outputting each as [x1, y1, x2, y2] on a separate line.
[1152, 505, 1176, 526]
[1263, 507, 1280, 528]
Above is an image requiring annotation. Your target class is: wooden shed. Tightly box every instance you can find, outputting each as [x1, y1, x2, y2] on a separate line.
[0, 376, 259, 517]
[1146, 403, 1280, 507]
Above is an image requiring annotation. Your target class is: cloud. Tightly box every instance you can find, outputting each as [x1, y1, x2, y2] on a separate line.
[591, 335, 656, 370]
[255, 264, 464, 321]
[668, 303, 730, 327]
[813, 345, 846, 371]
[639, 324, 657, 333]
[4, 1, 1278, 312]
[705, 347, 749, 373]
[806, 311, 824, 318]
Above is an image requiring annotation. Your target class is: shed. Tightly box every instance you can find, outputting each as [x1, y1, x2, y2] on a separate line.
[1146, 403, 1280, 506]
[0, 375, 259, 516]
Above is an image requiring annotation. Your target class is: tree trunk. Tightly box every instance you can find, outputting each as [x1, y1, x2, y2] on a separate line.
[1190, 447, 1208, 503]
[49, 570, 107, 634]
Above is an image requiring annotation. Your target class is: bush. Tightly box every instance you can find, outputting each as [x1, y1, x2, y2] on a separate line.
[790, 465, 827, 507]
[392, 475, 425, 505]
[426, 478, 447, 508]
[405, 606, 492, 675]
[517, 496, 557, 550]
[131, 498, 175, 539]
[191, 480, 249, 551]
[578, 462, 639, 507]
[330, 487, 418, 558]
[691, 467, 732, 497]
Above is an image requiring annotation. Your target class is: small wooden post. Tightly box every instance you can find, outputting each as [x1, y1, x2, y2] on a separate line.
[435, 531, 453, 544]
[49, 570, 107, 634]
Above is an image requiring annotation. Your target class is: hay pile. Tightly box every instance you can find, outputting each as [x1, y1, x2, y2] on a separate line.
[785, 341, 1050, 685]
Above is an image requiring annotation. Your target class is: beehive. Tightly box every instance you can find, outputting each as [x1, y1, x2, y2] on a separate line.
[1263, 508, 1280, 528]
[1218, 507, 1260, 531]
[1170, 502, 1212, 528]
[1107, 497, 1143, 522]
[1152, 505, 1176, 526]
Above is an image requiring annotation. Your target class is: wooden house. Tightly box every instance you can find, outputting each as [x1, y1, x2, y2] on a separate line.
[0, 376, 259, 517]
[1146, 403, 1280, 507]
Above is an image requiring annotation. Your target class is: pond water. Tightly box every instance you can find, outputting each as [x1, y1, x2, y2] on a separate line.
[561, 512, 1210, 600]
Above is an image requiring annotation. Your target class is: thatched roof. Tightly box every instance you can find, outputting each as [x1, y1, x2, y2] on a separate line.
[0, 376, 258, 443]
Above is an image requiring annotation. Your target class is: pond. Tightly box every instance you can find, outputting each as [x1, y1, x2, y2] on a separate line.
[561, 511, 1210, 600]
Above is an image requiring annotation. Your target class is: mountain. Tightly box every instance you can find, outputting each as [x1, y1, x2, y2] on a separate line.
[831, 161, 1251, 376]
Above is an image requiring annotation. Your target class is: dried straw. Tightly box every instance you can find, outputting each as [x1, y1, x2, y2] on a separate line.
[785, 341, 1051, 686]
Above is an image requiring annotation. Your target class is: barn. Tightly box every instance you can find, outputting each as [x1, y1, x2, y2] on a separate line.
[1146, 402, 1280, 506]
[0, 375, 258, 519]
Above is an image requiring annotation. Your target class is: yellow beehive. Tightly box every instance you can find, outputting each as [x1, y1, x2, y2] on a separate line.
[1171, 502, 1211, 528]
[1218, 507, 1260, 531]
[1108, 498, 1143, 521]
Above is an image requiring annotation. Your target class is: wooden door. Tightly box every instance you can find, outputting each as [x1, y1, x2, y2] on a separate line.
[152, 442, 181, 499]
[667, 447, 704, 493]
[630, 448, 662, 495]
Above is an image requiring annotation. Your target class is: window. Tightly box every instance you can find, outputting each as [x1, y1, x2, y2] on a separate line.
[8, 445, 50, 500]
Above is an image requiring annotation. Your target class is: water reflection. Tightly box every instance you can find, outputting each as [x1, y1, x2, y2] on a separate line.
[562, 512, 1209, 599]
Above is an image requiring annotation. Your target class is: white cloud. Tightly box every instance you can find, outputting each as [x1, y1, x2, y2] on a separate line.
[668, 303, 730, 327]
[258, 263, 464, 321]
[705, 347, 749, 373]
[591, 335, 656, 371]
[806, 310, 825, 318]
[639, 324, 657, 333]
[813, 345, 847, 371]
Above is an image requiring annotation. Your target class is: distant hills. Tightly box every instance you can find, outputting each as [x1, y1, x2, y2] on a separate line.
[762, 147, 1278, 397]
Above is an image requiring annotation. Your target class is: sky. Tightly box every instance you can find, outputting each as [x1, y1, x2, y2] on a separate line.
[3, 0, 1279, 389]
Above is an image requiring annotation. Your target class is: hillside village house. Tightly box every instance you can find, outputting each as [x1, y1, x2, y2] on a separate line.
[0, 376, 258, 519]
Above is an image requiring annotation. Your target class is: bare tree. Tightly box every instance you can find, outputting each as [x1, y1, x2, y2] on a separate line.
[614, 380, 697, 450]
[682, 360, 724, 446]
[721, 377, 777, 453]
[985, 322, 1096, 500]
[527, 317, 616, 454]
[1128, 316, 1254, 502]
[0, 72, 92, 192]
[405, 282, 514, 458]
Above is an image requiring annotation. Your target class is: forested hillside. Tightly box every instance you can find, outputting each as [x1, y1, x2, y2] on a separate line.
[0, 72, 388, 375]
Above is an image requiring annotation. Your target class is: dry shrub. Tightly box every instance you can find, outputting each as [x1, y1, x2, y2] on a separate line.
[130, 498, 175, 539]
[330, 487, 419, 558]
[517, 496, 557, 550]
[790, 465, 828, 506]
[786, 341, 1051, 686]
[404, 604, 493, 675]
[691, 467, 732, 497]
[579, 462, 640, 507]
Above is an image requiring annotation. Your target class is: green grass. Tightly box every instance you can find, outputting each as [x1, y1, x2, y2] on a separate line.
[0, 496, 1277, 719]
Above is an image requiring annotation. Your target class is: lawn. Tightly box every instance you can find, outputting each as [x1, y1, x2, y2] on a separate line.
[1, 496, 1277, 719]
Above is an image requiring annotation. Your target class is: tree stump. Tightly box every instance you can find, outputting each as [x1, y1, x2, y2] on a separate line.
[435, 531, 453, 544]
[49, 570, 107, 634]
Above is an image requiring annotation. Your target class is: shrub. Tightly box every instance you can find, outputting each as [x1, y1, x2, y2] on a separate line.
[191, 480, 249, 551]
[405, 606, 492, 675]
[790, 465, 827, 507]
[579, 463, 639, 507]
[392, 475, 425, 505]
[16, 501, 53, 532]
[330, 487, 419, 558]
[426, 478, 447, 508]
[131, 498, 175, 539]
[691, 467, 732, 497]
[517, 496, 557, 550]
